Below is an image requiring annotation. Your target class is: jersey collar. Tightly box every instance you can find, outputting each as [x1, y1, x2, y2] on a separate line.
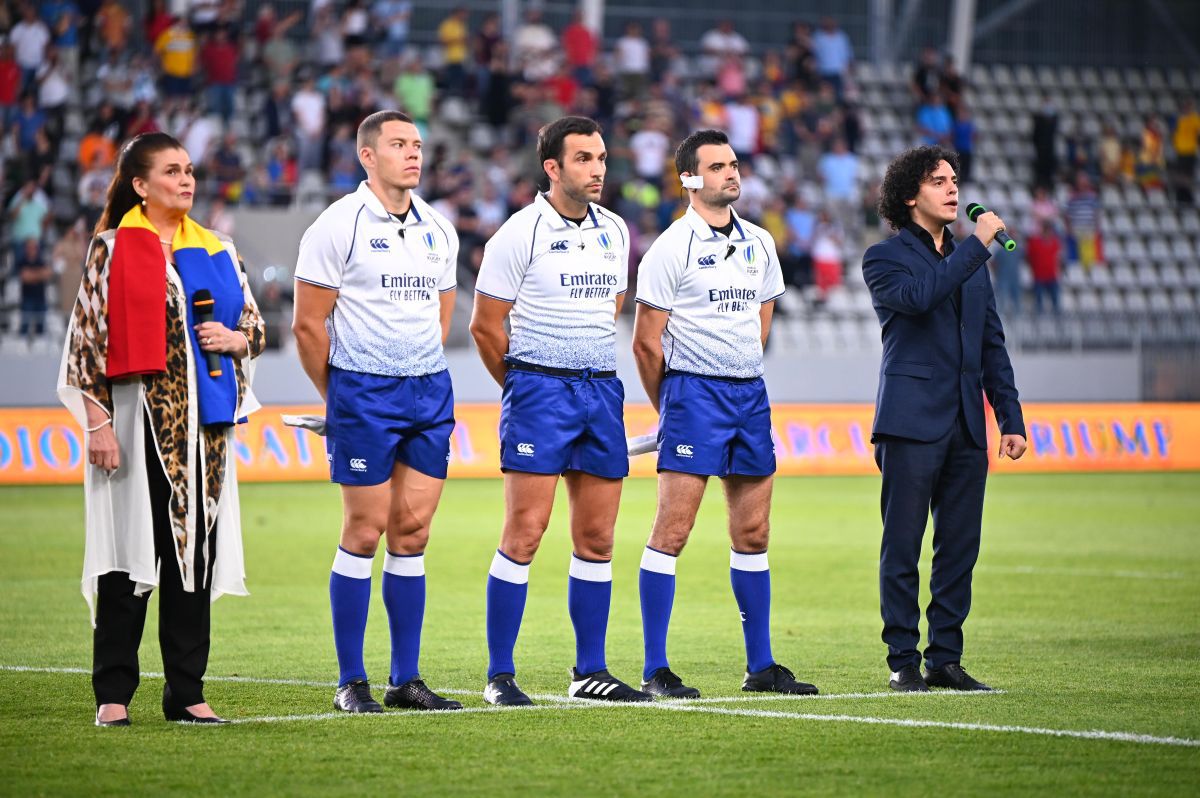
[534, 192, 601, 230]
[356, 180, 428, 226]
[685, 205, 746, 242]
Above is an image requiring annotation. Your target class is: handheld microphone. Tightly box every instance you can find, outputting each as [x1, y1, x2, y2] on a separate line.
[965, 203, 1017, 251]
[192, 289, 223, 378]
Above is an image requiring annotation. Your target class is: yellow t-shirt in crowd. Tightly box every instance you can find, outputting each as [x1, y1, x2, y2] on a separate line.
[438, 16, 467, 65]
[1174, 112, 1200, 157]
[155, 25, 197, 78]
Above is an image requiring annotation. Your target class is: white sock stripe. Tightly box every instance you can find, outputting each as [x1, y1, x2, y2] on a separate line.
[640, 547, 677, 575]
[332, 548, 374, 579]
[383, 553, 425, 578]
[569, 556, 613, 583]
[730, 550, 769, 572]
[489, 551, 530, 585]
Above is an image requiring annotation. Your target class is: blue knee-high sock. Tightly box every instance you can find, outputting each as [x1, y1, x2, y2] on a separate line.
[639, 546, 677, 680]
[486, 550, 529, 680]
[330, 547, 373, 686]
[730, 549, 774, 673]
[382, 551, 425, 686]
[568, 555, 612, 676]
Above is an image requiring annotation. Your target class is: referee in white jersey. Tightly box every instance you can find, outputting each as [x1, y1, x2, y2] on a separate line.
[633, 129, 819, 697]
[471, 116, 650, 705]
[292, 111, 463, 713]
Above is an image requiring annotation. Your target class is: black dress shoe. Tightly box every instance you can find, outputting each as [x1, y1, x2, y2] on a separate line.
[889, 664, 930, 692]
[742, 663, 819, 695]
[923, 663, 992, 691]
[384, 678, 463, 710]
[95, 708, 131, 727]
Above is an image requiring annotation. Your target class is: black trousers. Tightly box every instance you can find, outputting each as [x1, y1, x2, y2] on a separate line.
[874, 415, 988, 672]
[92, 414, 214, 708]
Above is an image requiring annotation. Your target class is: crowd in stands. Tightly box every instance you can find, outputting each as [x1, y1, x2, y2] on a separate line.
[1, 1, 1197, 345]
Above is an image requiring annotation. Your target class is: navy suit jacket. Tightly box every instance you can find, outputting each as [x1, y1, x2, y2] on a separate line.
[862, 227, 1025, 448]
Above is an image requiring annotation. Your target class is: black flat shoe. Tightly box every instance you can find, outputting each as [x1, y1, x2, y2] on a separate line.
[95, 708, 131, 727]
[163, 685, 230, 723]
[164, 708, 229, 724]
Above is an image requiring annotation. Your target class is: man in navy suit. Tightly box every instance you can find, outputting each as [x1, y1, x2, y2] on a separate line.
[862, 146, 1027, 692]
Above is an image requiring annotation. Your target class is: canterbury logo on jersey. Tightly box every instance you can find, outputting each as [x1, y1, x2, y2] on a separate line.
[369, 238, 390, 251]
[549, 240, 570, 252]
[349, 458, 367, 471]
[516, 442, 535, 456]
[675, 444, 694, 457]
[697, 254, 717, 267]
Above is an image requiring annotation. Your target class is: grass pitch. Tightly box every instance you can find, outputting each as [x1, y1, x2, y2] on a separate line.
[1, 474, 1198, 796]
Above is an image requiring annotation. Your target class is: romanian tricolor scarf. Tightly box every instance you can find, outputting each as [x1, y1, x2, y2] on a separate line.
[106, 205, 244, 427]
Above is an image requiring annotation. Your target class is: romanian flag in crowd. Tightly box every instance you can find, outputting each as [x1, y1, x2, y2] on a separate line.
[106, 205, 245, 426]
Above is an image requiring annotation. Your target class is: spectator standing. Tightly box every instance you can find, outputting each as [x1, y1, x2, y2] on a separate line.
[811, 208, 844, 301]
[1172, 98, 1200, 205]
[96, 49, 134, 110]
[52, 218, 88, 317]
[36, 46, 71, 144]
[562, 10, 598, 87]
[649, 18, 681, 79]
[1032, 95, 1059, 189]
[96, 0, 131, 54]
[700, 19, 748, 78]
[200, 27, 239, 126]
[724, 93, 760, 157]
[373, 0, 412, 59]
[8, 181, 50, 272]
[1065, 172, 1102, 272]
[154, 18, 198, 112]
[438, 6, 470, 95]
[512, 7, 556, 82]
[1136, 116, 1167, 191]
[41, 0, 81, 83]
[394, 54, 435, 129]
[811, 16, 852, 98]
[614, 22, 650, 99]
[911, 47, 941, 103]
[1026, 221, 1062, 315]
[16, 238, 52, 341]
[819, 137, 860, 240]
[10, 3, 50, 93]
[953, 107, 976, 183]
[143, 0, 174, 48]
[0, 43, 19, 122]
[629, 118, 670, 189]
[916, 94, 953, 147]
[292, 76, 327, 172]
[783, 192, 816, 287]
[989, 238, 1021, 318]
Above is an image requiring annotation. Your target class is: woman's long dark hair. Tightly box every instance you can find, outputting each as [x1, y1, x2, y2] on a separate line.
[93, 132, 186, 237]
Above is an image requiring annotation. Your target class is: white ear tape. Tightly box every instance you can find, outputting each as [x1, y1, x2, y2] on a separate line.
[680, 174, 704, 190]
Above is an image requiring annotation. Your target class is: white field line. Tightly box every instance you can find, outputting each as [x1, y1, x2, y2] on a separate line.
[641, 701, 1200, 748]
[978, 565, 1191, 581]
[5, 664, 1197, 747]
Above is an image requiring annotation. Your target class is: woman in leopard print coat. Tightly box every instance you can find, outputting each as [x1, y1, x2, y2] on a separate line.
[57, 132, 265, 726]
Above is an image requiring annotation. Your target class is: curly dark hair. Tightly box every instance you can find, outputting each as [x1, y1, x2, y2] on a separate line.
[877, 146, 961, 230]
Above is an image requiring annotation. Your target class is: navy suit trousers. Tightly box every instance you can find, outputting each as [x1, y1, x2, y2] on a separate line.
[874, 415, 988, 672]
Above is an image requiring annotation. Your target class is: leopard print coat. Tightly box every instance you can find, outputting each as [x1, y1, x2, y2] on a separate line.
[64, 232, 266, 582]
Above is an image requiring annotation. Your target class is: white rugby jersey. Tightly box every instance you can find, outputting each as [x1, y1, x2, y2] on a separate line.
[636, 206, 784, 378]
[476, 192, 630, 371]
[295, 181, 458, 376]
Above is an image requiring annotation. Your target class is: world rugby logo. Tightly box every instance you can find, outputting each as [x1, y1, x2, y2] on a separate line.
[369, 238, 389, 251]
[516, 442, 535, 456]
[675, 444, 694, 457]
[349, 458, 367, 471]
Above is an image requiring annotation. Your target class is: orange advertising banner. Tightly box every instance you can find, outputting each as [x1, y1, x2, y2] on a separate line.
[1, 403, 1198, 485]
